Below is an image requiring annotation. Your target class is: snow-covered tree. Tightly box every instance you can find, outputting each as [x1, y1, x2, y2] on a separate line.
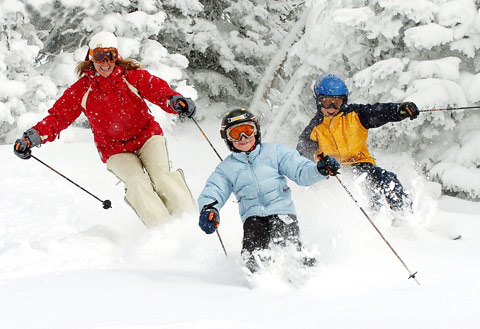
[5, 0, 196, 135]
[156, 0, 306, 118]
[2, 0, 480, 199]
[259, 0, 480, 199]
[0, 0, 47, 143]
[4, 0, 304, 128]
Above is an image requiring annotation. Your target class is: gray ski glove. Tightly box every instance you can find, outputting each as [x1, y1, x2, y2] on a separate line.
[14, 128, 41, 160]
[170, 95, 196, 118]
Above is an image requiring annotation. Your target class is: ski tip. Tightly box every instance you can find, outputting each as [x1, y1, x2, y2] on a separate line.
[452, 235, 462, 240]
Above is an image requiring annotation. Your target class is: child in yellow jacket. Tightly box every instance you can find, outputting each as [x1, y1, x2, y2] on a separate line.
[297, 74, 419, 213]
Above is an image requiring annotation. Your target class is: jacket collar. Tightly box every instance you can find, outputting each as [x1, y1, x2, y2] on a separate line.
[321, 110, 345, 125]
[231, 143, 261, 162]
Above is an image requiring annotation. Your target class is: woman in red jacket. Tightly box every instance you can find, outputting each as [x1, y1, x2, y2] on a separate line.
[14, 31, 197, 227]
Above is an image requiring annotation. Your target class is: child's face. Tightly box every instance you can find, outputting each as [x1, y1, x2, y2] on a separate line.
[321, 106, 341, 117]
[318, 96, 344, 117]
[232, 135, 256, 152]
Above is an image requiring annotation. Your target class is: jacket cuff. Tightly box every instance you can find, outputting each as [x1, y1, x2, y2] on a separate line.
[23, 128, 42, 147]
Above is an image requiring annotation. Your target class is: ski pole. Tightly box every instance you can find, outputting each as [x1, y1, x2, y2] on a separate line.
[420, 105, 480, 113]
[216, 229, 228, 257]
[205, 200, 228, 257]
[333, 174, 420, 285]
[191, 118, 223, 161]
[31, 155, 112, 209]
[190, 118, 228, 258]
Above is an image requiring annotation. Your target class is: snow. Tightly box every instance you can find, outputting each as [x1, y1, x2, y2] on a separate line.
[352, 58, 405, 89]
[124, 11, 166, 36]
[0, 75, 26, 98]
[409, 57, 461, 81]
[437, 1, 468, 27]
[466, 73, 480, 102]
[1, 122, 480, 329]
[162, 0, 204, 16]
[378, 0, 438, 24]
[405, 78, 467, 108]
[0, 102, 14, 124]
[404, 24, 454, 49]
[2, 0, 480, 328]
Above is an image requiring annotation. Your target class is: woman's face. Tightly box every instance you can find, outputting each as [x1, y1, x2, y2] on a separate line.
[232, 135, 256, 152]
[93, 61, 115, 78]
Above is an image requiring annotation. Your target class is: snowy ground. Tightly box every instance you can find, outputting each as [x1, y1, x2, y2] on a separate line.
[1, 120, 479, 329]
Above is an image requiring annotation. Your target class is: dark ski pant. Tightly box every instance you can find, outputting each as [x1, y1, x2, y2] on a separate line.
[350, 162, 411, 211]
[242, 214, 300, 252]
[241, 214, 303, 272]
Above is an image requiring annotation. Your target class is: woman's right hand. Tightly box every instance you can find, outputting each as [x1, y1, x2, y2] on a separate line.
[170, 95, 196, 118]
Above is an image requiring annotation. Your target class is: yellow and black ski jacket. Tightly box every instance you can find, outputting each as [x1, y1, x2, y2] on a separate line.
[296, 103, 403, 165]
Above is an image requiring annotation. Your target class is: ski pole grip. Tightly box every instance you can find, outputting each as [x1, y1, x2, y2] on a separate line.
[317, 152, 333, 175]
[202, 200, 219, 212]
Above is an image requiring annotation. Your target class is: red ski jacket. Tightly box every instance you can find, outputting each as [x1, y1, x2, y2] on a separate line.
[33, 66, 181, 162]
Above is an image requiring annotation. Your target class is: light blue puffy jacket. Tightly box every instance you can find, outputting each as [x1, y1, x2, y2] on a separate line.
[197, 143, 327, 223]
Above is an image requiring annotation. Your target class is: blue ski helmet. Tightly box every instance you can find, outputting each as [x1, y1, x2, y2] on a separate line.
[313, 74, 348, 109]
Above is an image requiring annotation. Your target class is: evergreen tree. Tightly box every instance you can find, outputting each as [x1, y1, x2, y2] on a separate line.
[0, 0, 45, 143]
[156, 0, 305, 115]
[260, 0, 480, 199]
[2, 0, 480, 198]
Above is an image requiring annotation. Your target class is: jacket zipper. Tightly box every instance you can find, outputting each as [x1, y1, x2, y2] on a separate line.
[246, 152, 265, 214]
[327, 118, 341, 160]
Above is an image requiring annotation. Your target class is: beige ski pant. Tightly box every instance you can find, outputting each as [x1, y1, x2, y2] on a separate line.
[106, 135, 196, 227]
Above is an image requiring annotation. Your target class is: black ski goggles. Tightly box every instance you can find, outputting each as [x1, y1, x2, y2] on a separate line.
[316, 95, 346, 110]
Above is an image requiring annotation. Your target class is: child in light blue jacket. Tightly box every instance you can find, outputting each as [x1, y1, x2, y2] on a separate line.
[197, 108, 340, 272]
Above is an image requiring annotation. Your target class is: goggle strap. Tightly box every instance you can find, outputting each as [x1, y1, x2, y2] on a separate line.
[316, 94, 345, 99]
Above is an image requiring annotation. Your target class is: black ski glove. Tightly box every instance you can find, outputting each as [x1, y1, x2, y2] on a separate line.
[398, 102, 419, 120]
[199, 201, 220, 234]
[317, 153, 340, 176]
[170, 95, 196, 118]
[13, 128, 41, 160]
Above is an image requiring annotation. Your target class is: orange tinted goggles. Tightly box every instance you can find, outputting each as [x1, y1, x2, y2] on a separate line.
[317, 96, 345, 110]
[226, 123, 257, 142]
[89, 48, 119, 63]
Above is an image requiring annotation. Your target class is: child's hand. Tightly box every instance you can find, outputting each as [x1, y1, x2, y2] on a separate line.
[398, 102, 419, 120]
[317, 153, 340, 176]
[199, 204, 220, 234]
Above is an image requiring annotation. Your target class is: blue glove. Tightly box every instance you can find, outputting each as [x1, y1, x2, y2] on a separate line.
[13, 128, 41, 160]
[170, 95, 196, 118]
[199, 202, 220, 234]
[317, 153, 340, 176]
